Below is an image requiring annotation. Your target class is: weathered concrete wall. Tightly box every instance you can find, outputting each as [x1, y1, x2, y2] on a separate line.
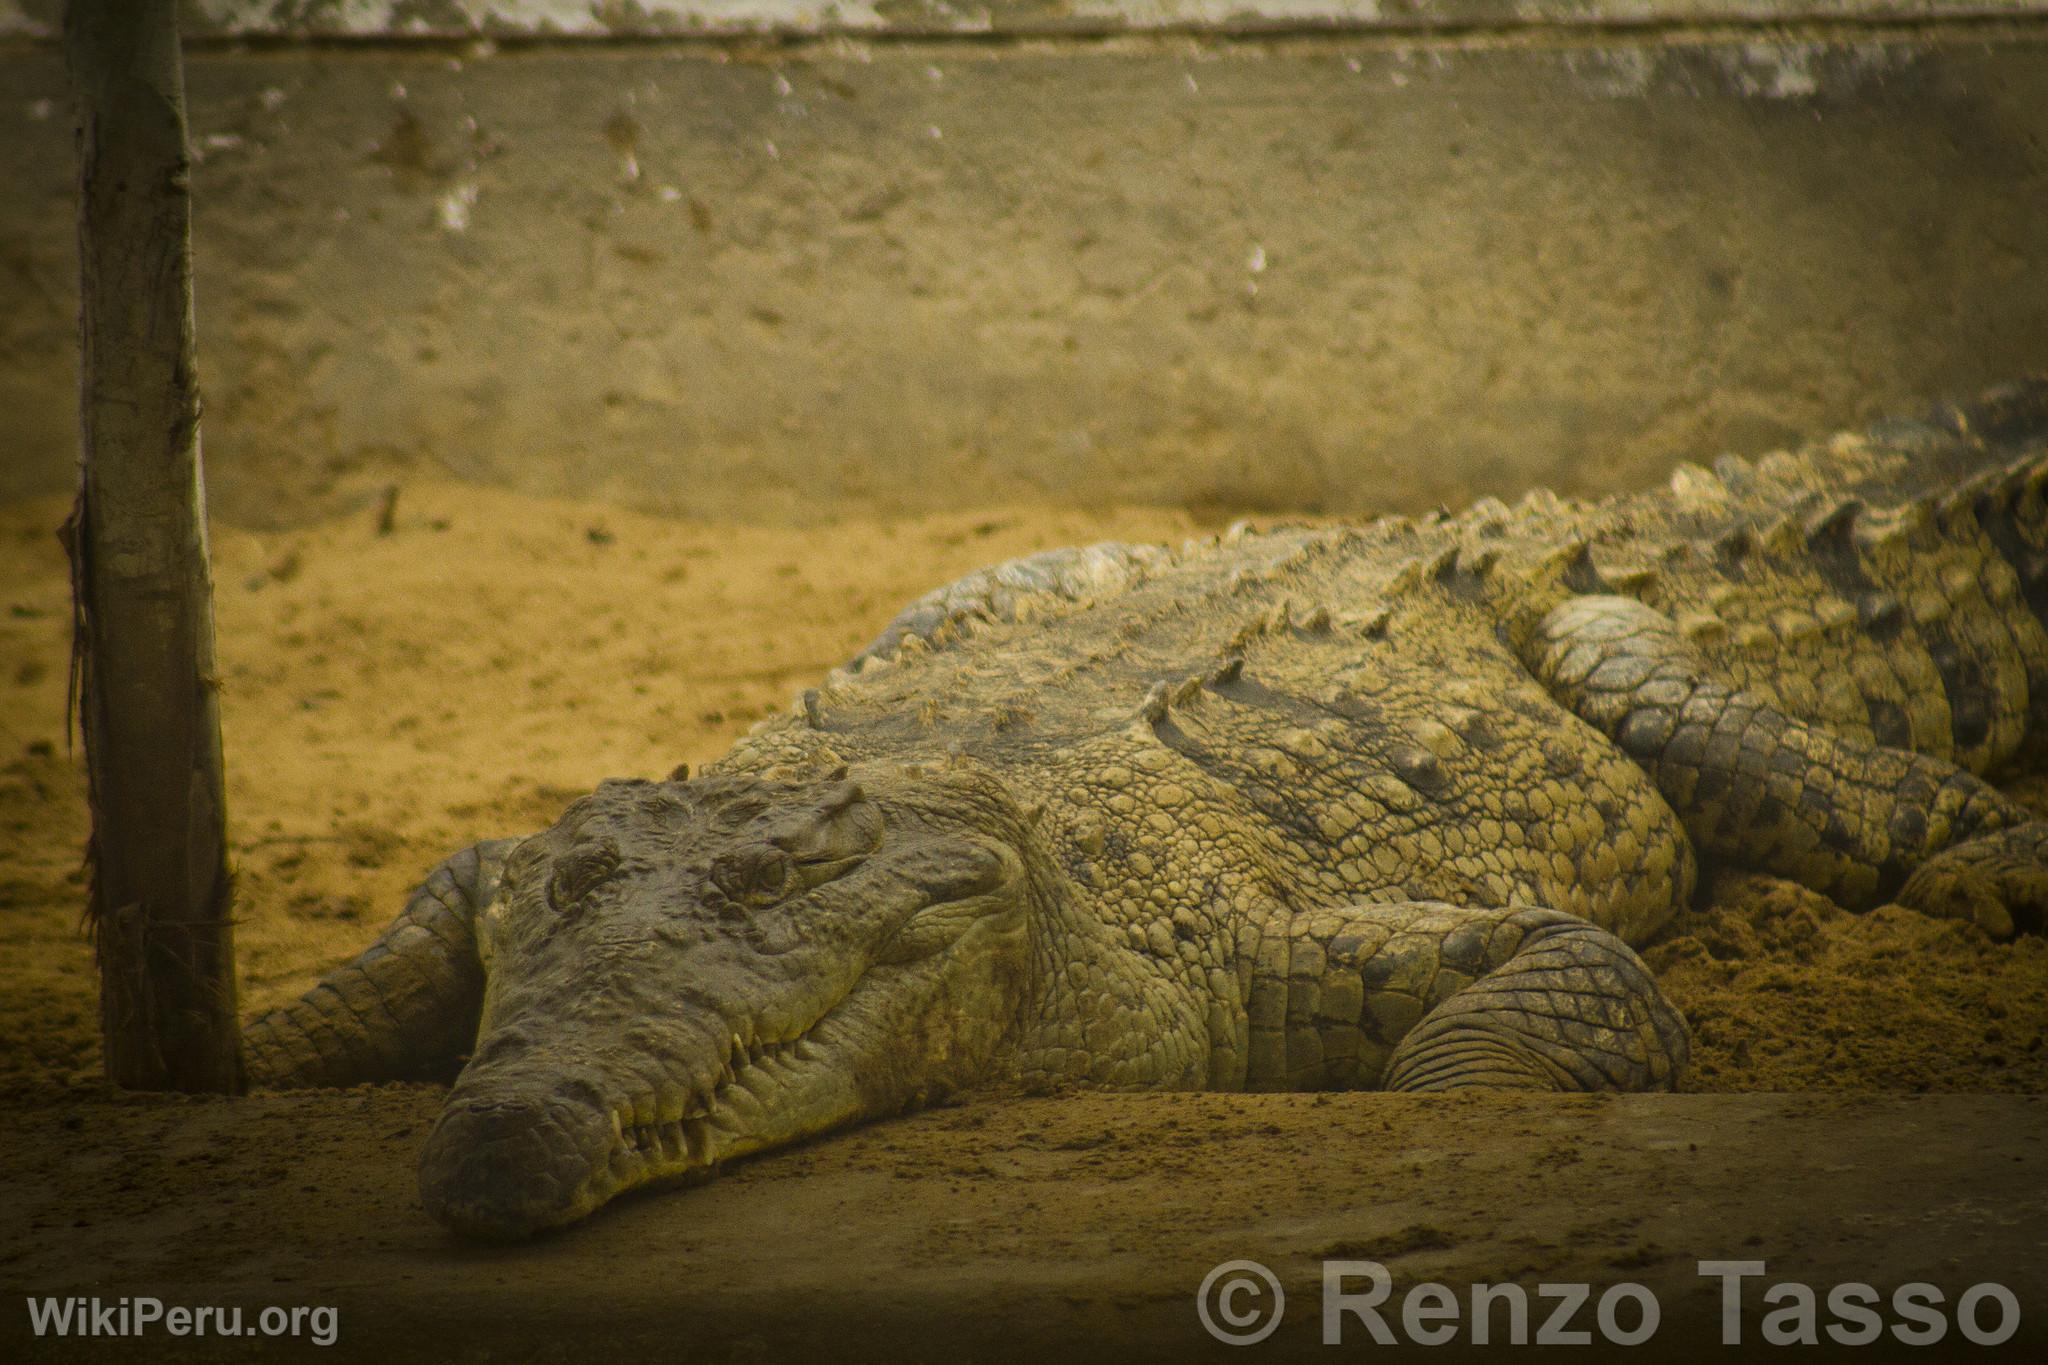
[1, 3, 2031, 41]
[3, 16, 2045, 525]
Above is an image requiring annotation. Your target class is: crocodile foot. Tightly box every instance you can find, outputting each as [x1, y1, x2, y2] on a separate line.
[1896, 821, 2048, 940]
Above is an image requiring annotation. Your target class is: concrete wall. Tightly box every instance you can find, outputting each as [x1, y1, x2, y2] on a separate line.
[3, 8, 2045, 525]
[2, 3, 2031, 40]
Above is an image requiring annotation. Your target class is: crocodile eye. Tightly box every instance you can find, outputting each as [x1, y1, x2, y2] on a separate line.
[712, 848, 797, 906]
[547, 838, 621, 912]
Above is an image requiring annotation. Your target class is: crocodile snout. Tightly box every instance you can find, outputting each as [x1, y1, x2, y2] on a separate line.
[418, 1089, 612, 1239]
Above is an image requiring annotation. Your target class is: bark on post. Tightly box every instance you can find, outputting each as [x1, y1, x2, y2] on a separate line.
[65, 0, 242, 1092]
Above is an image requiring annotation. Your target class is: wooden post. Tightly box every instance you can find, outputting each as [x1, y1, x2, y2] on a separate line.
[65, 0, 242, 1092]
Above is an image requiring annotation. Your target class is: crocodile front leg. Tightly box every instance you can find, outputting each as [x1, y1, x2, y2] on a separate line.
[242, 838, 517, 1088]
[1239, 901, 1687, 1093]
[1529, 594, 2044, 935]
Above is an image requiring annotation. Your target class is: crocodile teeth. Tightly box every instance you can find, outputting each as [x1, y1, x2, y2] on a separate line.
[721, 1084, 767, 1123]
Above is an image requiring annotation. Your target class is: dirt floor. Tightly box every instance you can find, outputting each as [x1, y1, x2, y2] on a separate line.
[3, 483, 2046, 1361]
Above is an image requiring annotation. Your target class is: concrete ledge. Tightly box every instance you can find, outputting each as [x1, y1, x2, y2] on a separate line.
[3, 1089, 2045, 1362]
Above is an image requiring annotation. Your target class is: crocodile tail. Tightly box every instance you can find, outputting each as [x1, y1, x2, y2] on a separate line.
[1663, 375, 2048, 523]
[1853, 374, 2048, 491]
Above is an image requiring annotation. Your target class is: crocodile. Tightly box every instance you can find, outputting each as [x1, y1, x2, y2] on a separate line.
[243, 380, 2048, 1238]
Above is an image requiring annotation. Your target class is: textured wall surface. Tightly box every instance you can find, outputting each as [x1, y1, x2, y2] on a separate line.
[1, 3, 2031, 40]
[2, 18, 2044, 524]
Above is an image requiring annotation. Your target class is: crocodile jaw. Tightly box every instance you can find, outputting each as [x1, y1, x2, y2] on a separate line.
[418, 1014, 868, 1239]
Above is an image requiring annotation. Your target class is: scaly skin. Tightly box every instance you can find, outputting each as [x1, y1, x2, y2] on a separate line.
[243, 379, 2048, 1237]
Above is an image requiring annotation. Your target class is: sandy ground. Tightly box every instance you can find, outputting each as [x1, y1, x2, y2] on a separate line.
[3, 483, 2047, 1361]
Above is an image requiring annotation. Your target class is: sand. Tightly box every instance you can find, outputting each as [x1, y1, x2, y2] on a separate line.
[3, 483, 2045, 1361]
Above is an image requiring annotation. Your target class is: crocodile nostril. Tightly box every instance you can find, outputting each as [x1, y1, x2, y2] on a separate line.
[462, 1096, 542, 1121]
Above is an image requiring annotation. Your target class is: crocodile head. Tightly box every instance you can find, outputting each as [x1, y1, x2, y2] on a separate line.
[418, 765, 1038, 1238]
